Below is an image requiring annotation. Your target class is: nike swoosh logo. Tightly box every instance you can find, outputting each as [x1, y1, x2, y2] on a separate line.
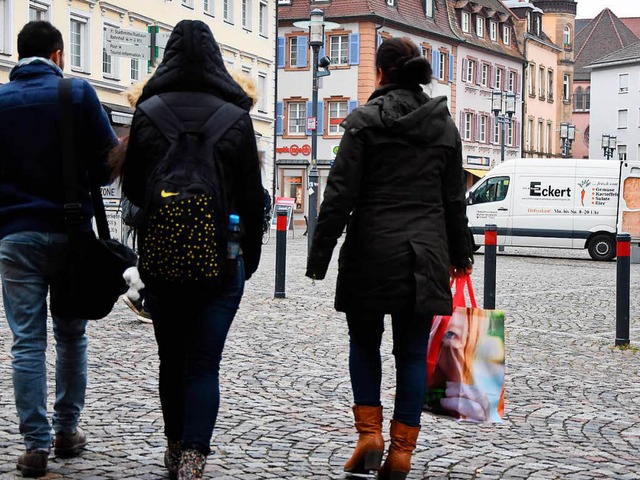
[161, 190, 180, 198]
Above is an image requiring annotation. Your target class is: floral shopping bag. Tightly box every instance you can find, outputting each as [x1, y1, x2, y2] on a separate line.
[424, 275, 505, 423]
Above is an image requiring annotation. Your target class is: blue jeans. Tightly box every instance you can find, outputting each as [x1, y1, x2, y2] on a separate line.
[0, 232, 88, 451]
[146, 257, 245, 455]
[346, 310, 432, 427]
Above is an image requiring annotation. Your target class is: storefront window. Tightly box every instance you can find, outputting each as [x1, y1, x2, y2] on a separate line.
[285, 174, 304, 211]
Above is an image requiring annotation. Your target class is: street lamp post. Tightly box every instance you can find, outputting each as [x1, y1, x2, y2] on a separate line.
[560, 122, 575, 158]
[491, 90, 516, 164]
[293, 9, 338, 253]
[601, 134, 617, 160]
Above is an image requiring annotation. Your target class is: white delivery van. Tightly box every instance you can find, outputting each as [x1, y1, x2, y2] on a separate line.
[467, 158, 621, 261]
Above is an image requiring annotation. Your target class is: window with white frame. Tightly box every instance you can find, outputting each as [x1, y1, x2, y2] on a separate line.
[481, 64, 489, 87]
[619, 109, 629, 129]
[328, 101, 348, 134]
[131, 58, 140, 82]
[462, 12, 470, 33]
[489, 21, 497, 41]
[438, 52, 446, 81]
[289, 36, 298, 67]
[257, 73, 267, 113]
[70, 16, 89, 72]
[476, 16, 484, 37]
[619, 144, 627, 161]
[29, 1, 51, 21]
[503, 25, 511, 45]
[493, 119, 500, 144]
[463, 112, 472, 140]
[619, 73, 629, 93]
[507, 120, 513, 146]
[466, 59, 475, 83]
[480, 115, 487, 143]
[204, 0, 214, 15]
[224, 0, 234, 22]
[527, 118, 533, 149]
[547, 70, 554, 100]
[329, 35, 349, 66]
[528, 63, 535, 95]
[495, 68, 503, 90]
[103, 25, 120, 79]
[538, 66, 544, 97]
[537, 120, 543, 152]
[563, 24, 571, 46]
[182, 0, 194, 7]
[259, 0, 268, 36]
[563, 74, 570, 101]
[288, 102, 306, 135]
[546, 123, 552, 153]
[242, 0, 252, 30]
[508, 71, 516, 93]
[0, 0, 10, 54]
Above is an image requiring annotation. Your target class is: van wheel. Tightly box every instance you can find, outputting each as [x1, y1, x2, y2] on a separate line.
[588, 234, 616, 261]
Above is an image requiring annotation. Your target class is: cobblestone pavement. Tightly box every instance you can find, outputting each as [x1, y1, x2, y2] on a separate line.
[0, 233, 639, 479]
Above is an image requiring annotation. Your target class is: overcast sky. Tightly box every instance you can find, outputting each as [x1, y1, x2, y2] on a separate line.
[575, 0, 640, 19]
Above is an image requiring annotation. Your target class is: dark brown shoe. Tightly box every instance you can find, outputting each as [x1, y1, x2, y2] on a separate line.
[16, 450, 48, 478]
[54, 426, 87, 458]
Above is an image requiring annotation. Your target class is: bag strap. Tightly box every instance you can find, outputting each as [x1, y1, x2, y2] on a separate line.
[138, 94, 245, 145]
[58, 79, 111, 240]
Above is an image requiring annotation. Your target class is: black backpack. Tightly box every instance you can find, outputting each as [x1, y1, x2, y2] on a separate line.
[136, 93, 244, 293]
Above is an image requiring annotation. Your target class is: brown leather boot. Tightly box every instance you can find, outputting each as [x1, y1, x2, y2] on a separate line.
[377, 420, 421, 480]
[343, 405, 384, 474]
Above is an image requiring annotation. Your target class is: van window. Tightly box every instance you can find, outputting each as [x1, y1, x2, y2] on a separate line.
[473, 176, 510, 204]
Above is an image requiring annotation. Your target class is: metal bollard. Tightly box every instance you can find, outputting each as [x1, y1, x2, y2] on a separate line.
[484, 224, 497, 310]
[616, 233, 631, 346]
[274, 208, 287, 299]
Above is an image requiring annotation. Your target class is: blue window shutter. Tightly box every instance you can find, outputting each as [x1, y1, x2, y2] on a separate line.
[297, 36, 308, 68]
[431, 50, 439, 79]
[449, 53, 454, 83]
[277, 37, 285, 68]
[317, 102, 324, 135]
[349, 33, 360, 65]
[306, 101, 313, 135]
[276, 102, 283, 135]
[348, 100, 358, 113]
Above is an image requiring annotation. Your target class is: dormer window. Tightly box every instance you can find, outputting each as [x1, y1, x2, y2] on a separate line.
[462, 12, 470, 33]
[526, 12, 531, 32]
[535, 15, 541, 35]
[476, 16, 484, 37]
[386, 0, 396, 6]
[503, 25, 511, 45]
[426, 0, 433, 17]
[490, 20, 498, 41]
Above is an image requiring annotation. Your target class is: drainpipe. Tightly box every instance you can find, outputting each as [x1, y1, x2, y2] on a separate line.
[521, 35, 528, 158]
[272, 3, 279, 199]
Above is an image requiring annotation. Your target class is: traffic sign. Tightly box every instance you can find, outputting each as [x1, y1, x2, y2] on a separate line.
[107, 42, 149, 60]
[156, 32, 172, 49]
[307, 116, 316, 131]
[105, 27, 148, 46]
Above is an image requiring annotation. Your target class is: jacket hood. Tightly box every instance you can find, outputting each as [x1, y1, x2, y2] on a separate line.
[345, 85, 456, 146]
[137, 20, 252, 111]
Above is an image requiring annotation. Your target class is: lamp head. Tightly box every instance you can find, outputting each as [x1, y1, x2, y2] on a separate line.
[601, 134, 610, 148]
[309, 9, 325, 46]
[491, 90, 502, 115]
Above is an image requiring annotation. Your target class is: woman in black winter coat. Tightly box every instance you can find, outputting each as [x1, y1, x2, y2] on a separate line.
[306, 38, 473, 480]
[121, 20, 264, 480]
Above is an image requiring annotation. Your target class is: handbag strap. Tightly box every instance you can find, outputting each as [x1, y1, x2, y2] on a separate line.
[58, 78, 111, 240]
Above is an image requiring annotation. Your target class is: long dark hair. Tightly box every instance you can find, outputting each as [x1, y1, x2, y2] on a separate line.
[376, 37, 432, 88]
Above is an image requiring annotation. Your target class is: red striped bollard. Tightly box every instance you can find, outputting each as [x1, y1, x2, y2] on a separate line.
[274, 208, 287, 299]
[616, 233, 630, 346]
[484, 224, 497, 310]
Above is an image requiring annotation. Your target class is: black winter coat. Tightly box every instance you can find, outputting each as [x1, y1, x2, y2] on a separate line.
[122, 20, 264, 279]
[306, 85, 473, 317]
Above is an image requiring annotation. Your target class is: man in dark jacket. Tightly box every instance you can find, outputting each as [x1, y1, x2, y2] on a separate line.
[0, 21, 117, 477]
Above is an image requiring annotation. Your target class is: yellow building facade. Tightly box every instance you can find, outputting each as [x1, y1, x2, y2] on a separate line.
[0, 0, 276, 185]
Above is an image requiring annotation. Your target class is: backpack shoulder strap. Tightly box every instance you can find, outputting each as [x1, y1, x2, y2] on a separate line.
[199, 103, 246, 146]
[137, 95, 184, 143]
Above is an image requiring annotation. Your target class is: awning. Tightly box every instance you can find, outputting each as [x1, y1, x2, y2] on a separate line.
[464, 168, 489, 178]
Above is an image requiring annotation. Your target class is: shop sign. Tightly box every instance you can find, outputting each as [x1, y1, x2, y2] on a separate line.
[276, 144, 311, 156]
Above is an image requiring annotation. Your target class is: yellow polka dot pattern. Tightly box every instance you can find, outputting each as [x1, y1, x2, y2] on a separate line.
[140, 194, 221, 284]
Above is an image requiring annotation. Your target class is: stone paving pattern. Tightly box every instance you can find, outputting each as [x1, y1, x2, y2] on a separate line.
[0, 233, 639, 479]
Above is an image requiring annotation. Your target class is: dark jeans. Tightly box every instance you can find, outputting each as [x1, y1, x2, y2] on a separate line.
[346, 310, 432, 427]
[146, 258, 245, 455]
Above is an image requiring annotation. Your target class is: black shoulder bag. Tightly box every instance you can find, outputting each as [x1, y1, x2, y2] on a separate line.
[49, 79, 138, 320]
